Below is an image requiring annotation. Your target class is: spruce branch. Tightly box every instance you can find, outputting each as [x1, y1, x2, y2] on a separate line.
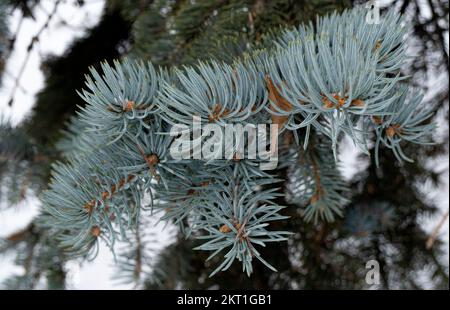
[285, 134, 349, 223]
[39, 7, 437, 277]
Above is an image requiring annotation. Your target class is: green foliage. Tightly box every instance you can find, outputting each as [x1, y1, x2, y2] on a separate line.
[122, 0, 351, 66]
[112, 213, 158, 288]
[0, 120, 50, 205]
[0, 223, 66, 289]
[371, 86, 436, 166]
[77, 59, 161, 142]
[265, 8, 415, 155]
[285, 134, 349, 223]
[40, 8, 436, 278]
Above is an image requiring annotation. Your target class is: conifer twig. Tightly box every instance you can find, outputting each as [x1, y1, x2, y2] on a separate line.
[7, 0, 62, 106]
[426, 208, 449, 249]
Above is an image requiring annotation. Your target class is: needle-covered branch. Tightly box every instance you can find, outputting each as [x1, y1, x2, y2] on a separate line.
[40, 7, 436, 277]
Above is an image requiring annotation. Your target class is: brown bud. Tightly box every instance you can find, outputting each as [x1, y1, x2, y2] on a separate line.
[101, 191, 109, 200]
[386, 124, 401, 138]
[351, 99, 364, 107]
[372, 116, 383, 125]
[333, 93, 346, 108]
[386, 127, 395, 138]
[124, 100, 135, 112]
[117, 182, 125, 191]
[200, 181, 210, 187]
[219, 224, 232, 233]
[83, 200, 96, 214]
[146, 154, 159, 166]
[208, 104, 230, 122]
[374, 41, 382, 51]
[91, 226, 101, 237]
[322, 95, 334, 108]
[232, 153, 242, 161]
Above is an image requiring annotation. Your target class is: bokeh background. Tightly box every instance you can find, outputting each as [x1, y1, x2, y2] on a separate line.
[0, 0, 448, 289]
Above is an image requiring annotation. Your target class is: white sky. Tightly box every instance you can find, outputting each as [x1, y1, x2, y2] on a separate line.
[0, 0, 448, 289]
[0, 0, 106, 124]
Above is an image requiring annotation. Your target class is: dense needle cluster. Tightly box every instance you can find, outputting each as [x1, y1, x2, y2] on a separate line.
[40, 8, 435, 276]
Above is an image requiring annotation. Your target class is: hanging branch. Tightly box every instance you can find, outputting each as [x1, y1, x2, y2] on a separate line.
[7, 0, 62, 107]
[426, 208, 449, 249]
